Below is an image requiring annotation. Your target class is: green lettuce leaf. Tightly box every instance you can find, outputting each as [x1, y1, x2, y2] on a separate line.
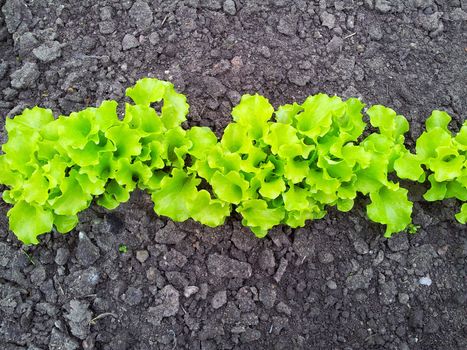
[188, 190, 231, 227]
[455, 203, 467, 224]
[367, 186, 412, 237]
[236, 199, 285, 238]
[231, 94, 274, 140]
[211, 171, 250, 204]
[8, 201, 54, 245]
[151, 168, 200, 221]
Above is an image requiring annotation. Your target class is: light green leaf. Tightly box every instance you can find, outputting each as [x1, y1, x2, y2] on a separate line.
[8, 201, 54, 245]
[454, 124, 467, 151]
[59, 109, 100, 149]
[1, 127, 40, 176]
[336, 198, 354, 212]
[295, 94, 344, 140]
[126, 78, 189, 129]
[306, 168, 340, 195]
[162, 127, 192, 168]
[237, 199, 285, 238]
[97, 179, 132, 209]
[188, 190, 231, 227]
[161, 84, 189, 129]
[187, 127, 218, 159]
[105, 123, 142, 158]
[425, 110, 451, 132]
[221, 123, 251, 153]
[151, 168, 200, 221]
[336, 98, 366, 140]
[394, 152, 425, 182]
[0, 155, 21, 187]
[5, 106, 54, 132]
[423, 174, 447, 201]
[428, 146, 464, 182]
[94, 100, 119, 130]
[124, 103, 164, 135]
[416, 129, 452, 160]
[211, 171, 250, 204]
[49, 169, 93, 216]
[275, 102, 303, 124]
[22, 169, 49, 205]
[54, 214, 79, 233]
[367, 186, 412, 237]
[207, 145, 242, 173]
[113, 158, 152, 191]
[446, 180, 467, 201]
[231, 94, 274, 139]
[282, 185, 310, 212]
[455, 203, 467, 224]
[284, 205, 326, 228]
[367, 105, 409, 140]
[264, 123, 300, 155]
[126, 78, 170, 106]
[317, 155, 354, 182]
[239, 146, 268, 174]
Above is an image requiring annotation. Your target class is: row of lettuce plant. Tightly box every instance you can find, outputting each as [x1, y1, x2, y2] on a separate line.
[0, 78, 465, 244]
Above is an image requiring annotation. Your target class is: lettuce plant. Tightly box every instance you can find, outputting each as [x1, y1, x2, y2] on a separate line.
[395, 111, 466, 223]
[0, 78, 465, 244]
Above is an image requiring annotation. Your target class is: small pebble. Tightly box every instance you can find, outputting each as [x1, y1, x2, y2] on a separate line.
[318, 251, 334, 264]
[184, 286, 199, 298]
[326, 280, 338, 290]
[136, 250, 149, 263]
[212, 290, 227, 309]
[419, 276, 432, 286]
[398, 293, 410, 304]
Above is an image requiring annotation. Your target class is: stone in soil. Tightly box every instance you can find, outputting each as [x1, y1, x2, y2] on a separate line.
[184, 285, 199, 298]
[154, 221, 186, 244]
[320, 11, 336, 29]
[64, 300, 92, 340]
[388, 234, 409, 252]
[207, 254, 252, 279]
[318, 251, 334, 264]
[55, 247, 70, 266]
[147, 285, 180, 326]
[277, 15, 298, 36]
[211, 290, 227, 309]
[10, 62, 39, 89]
[293, 229, 315, 258]
[327, 36, 344, 52]
[258, 283, 276, 309]
[273, 257, 288, 283]
[288, 69, 311, 87]
[75, 232, 100, 266]
[32, 41, 62, 62]
[122, 34, 139, 51]
[353, 239, 369, 255]
[159, 249, 188, 270]
[122, 286, 143, 306]
[64, 267, 100, 295]
[2, 0, 33, 34]
[136, 249, 149, 263]
[129, 0, 153, 30]
[346, 268, 374, 290]
[223, 0, 236, 15]
[258, 248, 276, 270]
[49, 328, 79, 350]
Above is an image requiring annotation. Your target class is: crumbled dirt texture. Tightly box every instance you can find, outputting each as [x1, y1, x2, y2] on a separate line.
[0, 0, 466, 349]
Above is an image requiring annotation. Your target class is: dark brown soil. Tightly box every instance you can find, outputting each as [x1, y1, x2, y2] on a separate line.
[0, 1, 466, 349]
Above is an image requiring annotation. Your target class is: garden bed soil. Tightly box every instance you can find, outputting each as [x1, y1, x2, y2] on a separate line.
[0, 0, 466, 349]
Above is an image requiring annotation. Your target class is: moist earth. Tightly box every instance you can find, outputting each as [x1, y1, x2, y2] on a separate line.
[0, 0, 466, 349]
